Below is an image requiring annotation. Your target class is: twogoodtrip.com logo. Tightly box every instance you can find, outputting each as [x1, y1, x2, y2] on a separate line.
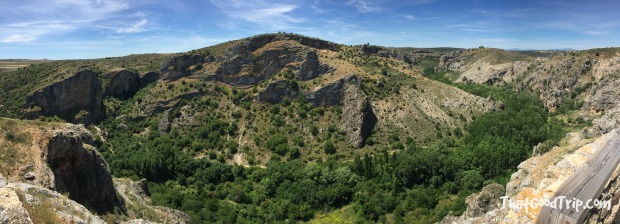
[500, 195, 612, 213]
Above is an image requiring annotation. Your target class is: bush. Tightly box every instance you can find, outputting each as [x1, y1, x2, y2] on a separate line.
[323, 140, 336, 154]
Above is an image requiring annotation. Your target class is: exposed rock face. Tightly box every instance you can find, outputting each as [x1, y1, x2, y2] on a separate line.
[360, 44, 382, 54]
[1, 182, 106, 224]
[297, 51, 333, 81]
[584, 78, 620, 113]
[0, 186, 34, 224]
[441, 184, 509, 224]
[305, 76, 377, 147]
[199, 33, 340, 86]
[340, 77, 377, 147]
[46, 128, 123, 214]
[104, 69, 142, 99]
[22, 70, 104, 125]
[158, 110, 171, 134]
[0, 119, 190, 222]
[212, 46, 305, 86]
[304, 78, 346, 107]
[257, 80, 301, 103]
[140, 71, 160, 86]
[442, 129, 620, 224]
[114, 178, 192, 224]
[161, 54, 205, 82]
[222, 34, 340, 58]
[465, 184, 505, 218]
[582, 78, 620, 137]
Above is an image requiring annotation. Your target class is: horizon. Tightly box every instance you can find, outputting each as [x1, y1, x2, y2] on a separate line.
[1, 0, 619, 60]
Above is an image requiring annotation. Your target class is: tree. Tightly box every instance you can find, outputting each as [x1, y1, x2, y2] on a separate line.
[323, 140, 336, 154]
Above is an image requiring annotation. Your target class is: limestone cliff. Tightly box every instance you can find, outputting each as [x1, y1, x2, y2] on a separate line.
[46, 128, 123, 213]
[0, 118, 191, 223]
[443, 49, 620, 138]
[161, 54, 205, 82]
[339, 76, 377, 147]
[103, 69, 142, 99]
[22, 70, 104, 125]
[257, 80, 301, 103]
[297, 51, 333, 81]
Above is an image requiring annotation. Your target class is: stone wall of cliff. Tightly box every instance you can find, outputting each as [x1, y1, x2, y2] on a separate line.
[22, 70, 104, 125]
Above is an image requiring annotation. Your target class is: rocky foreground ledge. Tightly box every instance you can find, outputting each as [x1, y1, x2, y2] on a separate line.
[0, 118, 191, 223]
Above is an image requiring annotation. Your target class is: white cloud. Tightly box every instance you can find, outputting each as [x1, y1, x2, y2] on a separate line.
[114, 19, 149, 33]
[210, 0, 303, 30]
[0, 0, 148, 43]
[347, 0, 383, 13]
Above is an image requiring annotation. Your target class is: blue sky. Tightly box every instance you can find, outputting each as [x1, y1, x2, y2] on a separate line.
[1, 0, 619, 59]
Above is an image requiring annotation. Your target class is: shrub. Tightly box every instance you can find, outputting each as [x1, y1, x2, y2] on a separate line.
[323, 140, 336, 154]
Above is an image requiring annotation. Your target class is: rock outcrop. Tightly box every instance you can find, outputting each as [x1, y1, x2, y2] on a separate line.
[304, 78, 347, 107]
[222, 33, 340, 58]
[0, 182, 106, 224]
[212, 45, 305, 86]
[306, 76, 377, 147]
[441, 184, 506, 224]
[200, 33, 338, 86]
[140, 71, 160, 86]
[103, 69, 160, 99]
[340, 77, 377, 147]
[297, 51, 333, 81]
[257, 80, 301, 103]
[258, 75, 377, 147]
[46, 128, 123, 214]
[0, 119, 191, 223]
[442, 129, 620, 224]
[0, 184, 33, 224]
[161, 54, 205, 82]
[115, 178, 192, 224]
[104, 69, 142, 99]
[22, 70, 104, 125]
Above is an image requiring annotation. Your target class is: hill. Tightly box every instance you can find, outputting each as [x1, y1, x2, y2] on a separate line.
[1, 33, 618, 223]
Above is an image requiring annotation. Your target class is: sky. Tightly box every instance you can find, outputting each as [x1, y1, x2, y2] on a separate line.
[1, 0, 619, 59]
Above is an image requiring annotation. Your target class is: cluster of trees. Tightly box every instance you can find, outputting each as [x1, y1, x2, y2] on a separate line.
[96, 67, 570, 223]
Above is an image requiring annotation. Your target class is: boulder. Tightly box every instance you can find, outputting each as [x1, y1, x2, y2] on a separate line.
[22, 70, 104, 125]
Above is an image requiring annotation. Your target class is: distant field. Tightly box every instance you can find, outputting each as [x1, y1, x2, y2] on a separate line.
[0, 59, 50, 71]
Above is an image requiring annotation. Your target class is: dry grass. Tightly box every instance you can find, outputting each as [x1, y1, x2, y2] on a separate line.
[16, 190, 65, 224]
[0, 59, 51, 71]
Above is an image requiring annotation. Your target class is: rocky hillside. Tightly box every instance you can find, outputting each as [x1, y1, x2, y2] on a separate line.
[0, 33, 504, 223]
[0, 118, 190, 223]
[0, 33, 497, 163]
[441, 48, 620, 138]
[4, 33, 618, 223]
[438, 47, 620, 223]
